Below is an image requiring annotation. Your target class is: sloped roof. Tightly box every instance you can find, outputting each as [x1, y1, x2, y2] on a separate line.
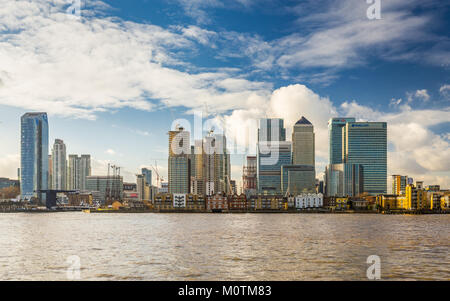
[295, 116, 312, 125]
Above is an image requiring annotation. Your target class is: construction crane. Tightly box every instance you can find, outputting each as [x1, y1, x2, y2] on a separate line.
[225, 174, 233, 196]
[151, 161, 164, 188]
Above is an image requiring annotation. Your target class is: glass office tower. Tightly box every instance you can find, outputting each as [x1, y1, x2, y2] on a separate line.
[257, 118, 290, 194]
[343, 122, 387, 195]
[258, 118, 286, 142]
[142, 168, 152, 186]
[328, 118, 356, 164]
[257, 141, 292, 193]
[20, 112, 49, 204]
[325, 163, 363, 197]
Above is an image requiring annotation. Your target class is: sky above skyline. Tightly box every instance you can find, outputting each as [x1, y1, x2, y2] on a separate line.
[0, 0, 449, 189]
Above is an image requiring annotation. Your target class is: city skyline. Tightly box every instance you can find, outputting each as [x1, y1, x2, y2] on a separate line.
[3, 111, 448, 194]
[0, 1, 449, 284]
[0, 1, 449, 190]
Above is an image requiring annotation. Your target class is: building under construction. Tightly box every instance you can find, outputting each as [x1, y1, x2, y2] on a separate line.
[85, 164, 123, 205]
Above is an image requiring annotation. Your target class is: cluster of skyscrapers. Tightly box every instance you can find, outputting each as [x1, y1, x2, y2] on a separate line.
[20, 113, 91, 205]
[168, 126, 231, 196]
[18, 111, 388, 206]
[253, 117, 316, 196]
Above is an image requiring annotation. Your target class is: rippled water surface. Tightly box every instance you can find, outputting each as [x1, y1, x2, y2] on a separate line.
[0, 213, 449, 280]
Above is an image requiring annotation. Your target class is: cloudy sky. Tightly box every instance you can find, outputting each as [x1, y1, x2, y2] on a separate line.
[0, 0, 449, 189]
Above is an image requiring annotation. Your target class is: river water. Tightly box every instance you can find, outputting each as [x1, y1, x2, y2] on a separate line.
[0, 213, 448, 280]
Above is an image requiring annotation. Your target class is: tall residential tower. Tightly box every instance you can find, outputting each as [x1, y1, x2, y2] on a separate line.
[51, 139, 67, 190]
[20, 112, 49, 204]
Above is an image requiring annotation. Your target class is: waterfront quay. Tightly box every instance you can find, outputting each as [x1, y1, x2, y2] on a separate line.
[3, 191, 449, 214]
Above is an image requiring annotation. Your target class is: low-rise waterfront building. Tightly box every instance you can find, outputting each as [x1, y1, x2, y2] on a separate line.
[295, 193, 323, 209]
[324, 196, 349, 210]
[441, 194, 450, 210]
[186, 194, 205, 210]
[206, 193, 228, 212]
[153, 193, 174, 211]
[248, 194, 286, 211]
[228, 194, 247, 211]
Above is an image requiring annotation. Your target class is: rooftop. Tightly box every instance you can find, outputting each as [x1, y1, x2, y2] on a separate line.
[295, 116, 312, 125]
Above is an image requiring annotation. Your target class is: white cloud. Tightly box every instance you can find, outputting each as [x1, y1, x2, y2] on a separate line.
[0, 0, 270, 119]
[414, 89, 430, 102]
[278, 1, 433, 69]
[176, 0, 256, 24]
[105, 149, 116, 155]
[0, 154, 19, 179]
[440, 84, 450, 99]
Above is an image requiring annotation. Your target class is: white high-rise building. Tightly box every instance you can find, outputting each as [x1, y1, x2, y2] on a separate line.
[68, 154, 91, 191]
[52, 139, 67, 190]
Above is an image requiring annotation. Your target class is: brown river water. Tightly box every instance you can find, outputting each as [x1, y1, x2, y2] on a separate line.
[0, 213, 448, 280]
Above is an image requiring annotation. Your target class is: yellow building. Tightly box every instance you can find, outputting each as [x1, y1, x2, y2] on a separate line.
[441, 194, 449, 210]
[336, 197, 349, 210]
[428, 192, 443, 210]
[153, 193, 174, 210]
[250, 195, 286, 211]
[405, 184, 428, 210]
[377, 194, 409, 210]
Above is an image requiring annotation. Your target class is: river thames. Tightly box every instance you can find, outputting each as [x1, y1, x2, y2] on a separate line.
[0, 213, 448, 281]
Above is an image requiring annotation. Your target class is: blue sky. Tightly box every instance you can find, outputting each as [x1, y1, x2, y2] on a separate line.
[0, 0, 449, 188]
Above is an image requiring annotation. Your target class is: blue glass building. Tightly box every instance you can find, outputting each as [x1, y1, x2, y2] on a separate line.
[258, 118, 286, 142]
[20, 112, 49, 204]
[343, 122, 387, 195]
[325, 163, 363, 197]
[257, 141, 291, 193]
[328, 118, 356, 164]
[142, 168, 152, 186]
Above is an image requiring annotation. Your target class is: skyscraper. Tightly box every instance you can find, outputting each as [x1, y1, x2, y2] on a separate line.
[343, 122, 387, 195]
[325, 163, 363, 197]
[243, 156, 257, 196]
[51, 139, 67, 190]
[279, 116, 318, 196]
[258, 118, 286, 142]
[281, 164, 316, 195]
[142, 168, 152, 187]
[328, 118, 356, 164]
[190, 140, 204, 195]
[168, 126, 190, 194]
[257, 141, 292, 193]
[202, 134, 231, 195]
[20, 112, 49, 204]
[292, 116, 315, 166]
[67, 154, 91, 191]
[48, 154, 53, 190]
[257, 118, 290, 194]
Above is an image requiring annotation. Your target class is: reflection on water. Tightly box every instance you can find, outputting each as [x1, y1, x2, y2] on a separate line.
[0, 213, 448, 280]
